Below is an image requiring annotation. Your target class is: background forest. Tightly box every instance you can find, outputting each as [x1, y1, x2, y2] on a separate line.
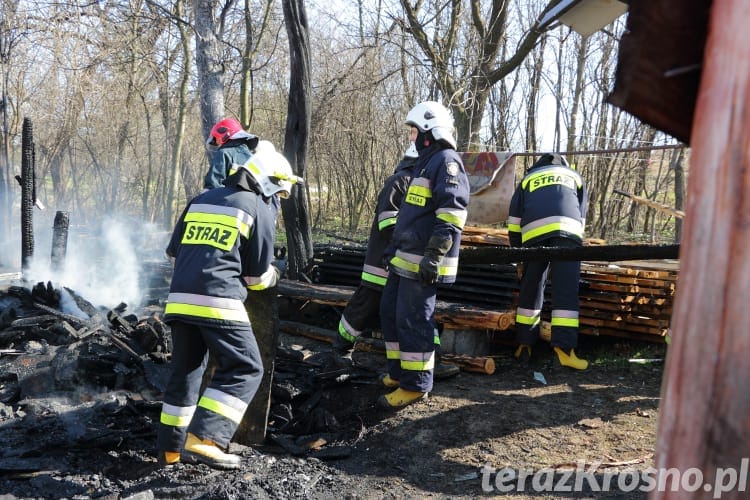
[0, 0, 687, 273]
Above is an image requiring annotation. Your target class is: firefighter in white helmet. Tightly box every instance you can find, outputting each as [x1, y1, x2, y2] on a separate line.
[378, 101, 470, 409]
[157, 144, 301, 469]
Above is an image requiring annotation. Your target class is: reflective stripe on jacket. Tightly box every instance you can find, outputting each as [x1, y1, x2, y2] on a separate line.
[165, 172, 278, 327]
[507, 161, 587, 247]
[360, 156, 417, 289]
[388, 144, 470, 284]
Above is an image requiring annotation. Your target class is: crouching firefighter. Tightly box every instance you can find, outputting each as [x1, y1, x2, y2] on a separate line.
[508, 153, 589, 370]
[378, 101, 470, 409]
[157, 144, 301, 469]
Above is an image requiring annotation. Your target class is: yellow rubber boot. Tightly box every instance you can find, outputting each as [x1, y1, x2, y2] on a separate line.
[377, 388, 428, 409]
[377, 373, 399, 388]
[554, 347, 589, 370]
[183, 433, 241, 470]
[158, 451, 181, 467]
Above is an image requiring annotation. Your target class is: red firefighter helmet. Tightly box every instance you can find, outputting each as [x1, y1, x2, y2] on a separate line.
[207, 118, 244, 146]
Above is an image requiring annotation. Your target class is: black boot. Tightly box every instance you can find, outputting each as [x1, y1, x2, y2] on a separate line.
[434, 349, 460, 380]
[332, 335, 355, 368]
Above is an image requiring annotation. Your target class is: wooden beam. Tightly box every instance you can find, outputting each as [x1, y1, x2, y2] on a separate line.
[459, 244, 680, 265]
[652, 1, 750, 497]
[236, 288, 279, 446]
[276, 280, 516, 331]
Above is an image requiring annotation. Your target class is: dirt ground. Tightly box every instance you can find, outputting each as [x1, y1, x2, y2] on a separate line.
[0, 317, 664, 500]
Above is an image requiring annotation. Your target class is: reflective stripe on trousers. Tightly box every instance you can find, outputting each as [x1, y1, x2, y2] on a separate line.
[380, 272, 436, 393]
[157, 320, 263, 453]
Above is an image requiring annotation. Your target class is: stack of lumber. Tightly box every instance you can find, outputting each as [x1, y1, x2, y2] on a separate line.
[300, 234, 679, 343]
[578, 260, 677, 342]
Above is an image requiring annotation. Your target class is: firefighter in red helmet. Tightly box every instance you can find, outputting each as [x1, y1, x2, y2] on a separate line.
[204, 117, 260, 190]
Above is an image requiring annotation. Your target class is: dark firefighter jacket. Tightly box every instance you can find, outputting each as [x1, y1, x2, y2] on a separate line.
[388, 143, 470, 284]
[360, 155, 418, 290]
[164, 169, 278, 328]
[203, 136, 260, 190]
[507, 155, 587, 248]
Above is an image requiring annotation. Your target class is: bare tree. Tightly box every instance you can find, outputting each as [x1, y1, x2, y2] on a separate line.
[398, 0, 566, 150]
[193, 0, 227, 142]
[280, 0, 313, 278]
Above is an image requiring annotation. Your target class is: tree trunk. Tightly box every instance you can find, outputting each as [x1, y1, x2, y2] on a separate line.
[280, 0, 314, 279]
[672, 148, 685, 243]
[652, 1, 750, 498]
[193, 0, 226, 145]
[166, 0, 192, 228]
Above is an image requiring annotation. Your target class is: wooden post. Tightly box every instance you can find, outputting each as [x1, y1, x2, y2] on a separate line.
[234, 287, 279, 446]
[652, 1, 750, 498]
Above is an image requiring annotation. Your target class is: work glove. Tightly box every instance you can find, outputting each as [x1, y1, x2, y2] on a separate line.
[418, 234, 453, 286]
[418, 254, 440, 285]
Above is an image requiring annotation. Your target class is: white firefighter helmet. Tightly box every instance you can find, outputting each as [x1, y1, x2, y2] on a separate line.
[241, 145, 302, 199]
[405, 101, 457, 149]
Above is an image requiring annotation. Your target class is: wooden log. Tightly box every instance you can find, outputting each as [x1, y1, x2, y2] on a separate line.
[277, 280, 516, 331]
[652, 3, 750, 498]
[613, 188, 686, 219]
[441, 353, 496, 375]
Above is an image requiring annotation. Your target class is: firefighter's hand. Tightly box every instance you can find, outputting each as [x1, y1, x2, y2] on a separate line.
[516, 262, 524, 281]
[418, 255, 439, 285]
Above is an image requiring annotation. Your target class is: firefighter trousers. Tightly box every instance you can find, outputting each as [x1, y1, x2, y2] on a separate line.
[338, 284, 383, 343]
[380, 272, 436, 393]
[158, 320, 263, 453]
[516, 238, 581, 351]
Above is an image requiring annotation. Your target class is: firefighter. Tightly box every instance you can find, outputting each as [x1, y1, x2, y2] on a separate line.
[203, 117, 260, 190]
[157, 145, 301, 469]
[507, 153, 589, 370]
[333, 139, 459, 380]
[377, 101, 470, 409]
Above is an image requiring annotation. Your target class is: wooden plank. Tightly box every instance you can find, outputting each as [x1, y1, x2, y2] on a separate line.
[651, 2, 750, 494]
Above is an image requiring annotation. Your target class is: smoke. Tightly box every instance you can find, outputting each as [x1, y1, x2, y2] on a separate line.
[20, 214, 169, 311]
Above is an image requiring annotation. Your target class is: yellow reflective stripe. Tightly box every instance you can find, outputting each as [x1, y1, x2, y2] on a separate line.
[378, 217, 397, 230]
[391, 256, 419, 273]
[361, 271, 387, 286]
[164, 302, 249, 322]
[515, 314, 540, 326]
[522, 221, 583, 243]
[436, 212, 466, 229]
[508, 223, 521, 233]
[551, 317, 579, 328]
[385, 341, 400, 360]
[160, 412, 192, 427]
[408, 185, 431, 197]
[401, 357, 436, 371]
[160, 403, 195, 427]
[405, 184, 431, 207]
[245, 266, 279, 290]
[184, 212, 250, 238]
[522, 167, 582, 192]
[338, 319, 358, 341]
[198, 396, 245, 424]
